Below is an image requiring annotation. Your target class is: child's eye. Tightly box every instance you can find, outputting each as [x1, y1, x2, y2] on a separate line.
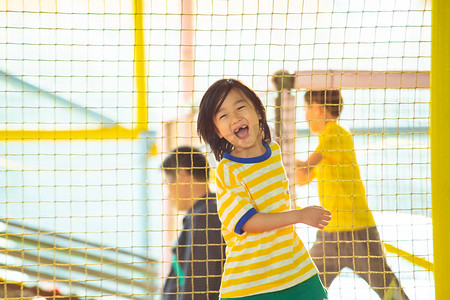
[237, 105, 245, 110]
[219, 114, 227, 119]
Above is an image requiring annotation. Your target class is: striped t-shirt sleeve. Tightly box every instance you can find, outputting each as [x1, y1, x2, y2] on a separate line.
[215, 163, 257, 235]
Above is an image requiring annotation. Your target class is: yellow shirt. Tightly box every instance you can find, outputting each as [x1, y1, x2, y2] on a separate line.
[216, 141, 317, 298]
[314, 121, 376, 231]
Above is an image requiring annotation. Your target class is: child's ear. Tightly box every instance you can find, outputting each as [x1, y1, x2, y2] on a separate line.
[215, 127, 223, 138]
[316, 103, 325, 113]
[177, 169, 191, 182]
[311, 101, 324, 114]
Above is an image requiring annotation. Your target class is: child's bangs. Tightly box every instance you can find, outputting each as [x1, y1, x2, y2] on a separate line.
[213, 89, 232, 115]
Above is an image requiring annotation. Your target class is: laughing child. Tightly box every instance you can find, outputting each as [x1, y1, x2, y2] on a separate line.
[197, 79, 331, 300]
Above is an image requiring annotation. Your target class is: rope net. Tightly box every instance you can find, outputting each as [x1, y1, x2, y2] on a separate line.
[0, 0, 432, 299]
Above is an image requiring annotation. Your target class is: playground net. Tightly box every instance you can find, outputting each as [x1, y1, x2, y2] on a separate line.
[0, 0, 432, 299]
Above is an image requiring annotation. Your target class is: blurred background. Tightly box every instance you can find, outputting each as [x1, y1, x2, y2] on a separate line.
[0, 0, 432, 299]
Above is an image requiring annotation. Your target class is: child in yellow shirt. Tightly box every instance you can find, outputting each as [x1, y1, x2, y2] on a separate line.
[197, 79, 331, 299]
[296, 90, 409, 300]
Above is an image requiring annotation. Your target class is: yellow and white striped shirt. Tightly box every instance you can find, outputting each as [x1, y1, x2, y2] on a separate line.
[215, 141, 317, 298]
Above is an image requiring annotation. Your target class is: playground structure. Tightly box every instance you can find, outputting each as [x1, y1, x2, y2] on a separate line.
[1, 0, 446, 299]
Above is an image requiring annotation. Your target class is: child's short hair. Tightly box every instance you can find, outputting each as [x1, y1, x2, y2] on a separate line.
[197, 79, 271, 161]
[304, 89, 343, 117]
[162, 146, 209, 182]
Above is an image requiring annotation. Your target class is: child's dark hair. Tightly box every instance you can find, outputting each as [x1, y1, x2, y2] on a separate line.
[304, 89, 343, 117]
[162, 146, 209, 182]
[197, 79, 271, 161]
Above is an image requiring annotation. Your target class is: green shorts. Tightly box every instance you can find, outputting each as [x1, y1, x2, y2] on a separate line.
[220, 274, 328, 300]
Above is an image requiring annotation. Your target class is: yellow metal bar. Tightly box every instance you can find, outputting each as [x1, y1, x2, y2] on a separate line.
[0, 126, 137, 140]
[0, 0, 147, 140]
[431, 0, 450, 298]
[383, 243, 433, 273]
[133, 0, 148, 132]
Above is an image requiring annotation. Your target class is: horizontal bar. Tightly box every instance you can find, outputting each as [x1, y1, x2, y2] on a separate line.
[0, 262, 156, 299]
[0, 125, 147, 140]
[294, 70, 430, 90]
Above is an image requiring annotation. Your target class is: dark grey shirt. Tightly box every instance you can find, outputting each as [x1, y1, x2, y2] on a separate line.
[163, 193, 226, 300]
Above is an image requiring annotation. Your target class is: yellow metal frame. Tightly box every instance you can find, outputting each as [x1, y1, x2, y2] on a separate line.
[431, 0, 450, 298]
[0, 0, 147, 140]
[1, 0, 443, 294]
[383, 243, 433, 272]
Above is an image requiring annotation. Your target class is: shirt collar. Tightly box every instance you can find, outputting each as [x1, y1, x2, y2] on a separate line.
[223, 140, 271, 164]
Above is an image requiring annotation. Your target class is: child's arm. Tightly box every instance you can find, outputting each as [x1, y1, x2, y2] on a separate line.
[295, 152, 323, 185]
[242, 205, 331, 233]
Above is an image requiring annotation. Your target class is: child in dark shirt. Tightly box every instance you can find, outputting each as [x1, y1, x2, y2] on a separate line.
[162, 146, 226, 300]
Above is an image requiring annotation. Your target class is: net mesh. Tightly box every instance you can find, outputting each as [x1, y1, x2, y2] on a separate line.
[0, 0, 432, 299]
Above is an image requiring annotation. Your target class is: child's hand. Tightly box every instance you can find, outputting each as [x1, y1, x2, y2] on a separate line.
[296, 206, 331, 229]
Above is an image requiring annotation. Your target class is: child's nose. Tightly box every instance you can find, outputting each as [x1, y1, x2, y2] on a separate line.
[230, 112, 241, 124]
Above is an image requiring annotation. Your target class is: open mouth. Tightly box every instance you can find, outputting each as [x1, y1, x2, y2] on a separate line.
[234, 125, 249, 139]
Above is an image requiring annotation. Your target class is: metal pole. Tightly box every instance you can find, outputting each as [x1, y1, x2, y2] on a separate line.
[431, 0, 450, 297]
[272, 71, 297, 208]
